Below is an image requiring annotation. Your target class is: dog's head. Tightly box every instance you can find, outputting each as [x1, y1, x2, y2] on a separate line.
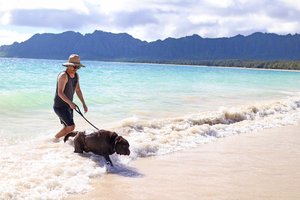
[114, 136, 130, 155]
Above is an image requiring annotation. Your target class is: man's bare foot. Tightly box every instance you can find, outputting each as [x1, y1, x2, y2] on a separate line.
[52, 137, 60, 143]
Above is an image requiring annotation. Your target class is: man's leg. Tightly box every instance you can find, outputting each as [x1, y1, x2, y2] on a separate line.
[53, 106, 75, 141]
[55, 125, 75, 139]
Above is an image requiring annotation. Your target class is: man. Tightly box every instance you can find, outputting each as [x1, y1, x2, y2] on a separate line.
[53, 54, 88, 142]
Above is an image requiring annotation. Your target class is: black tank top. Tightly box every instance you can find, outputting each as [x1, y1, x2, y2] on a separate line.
[54, 71, 78, 108]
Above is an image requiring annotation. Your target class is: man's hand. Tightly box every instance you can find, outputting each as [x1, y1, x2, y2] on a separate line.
[69, 102, 77, 110]
[83, 103, 88, 113]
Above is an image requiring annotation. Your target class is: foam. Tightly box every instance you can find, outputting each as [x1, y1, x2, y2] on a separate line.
[0, 138, 112, 200]
[117, 96, 300, 157]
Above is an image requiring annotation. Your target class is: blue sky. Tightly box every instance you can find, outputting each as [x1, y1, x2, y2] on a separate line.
[0, 0, 300, 45]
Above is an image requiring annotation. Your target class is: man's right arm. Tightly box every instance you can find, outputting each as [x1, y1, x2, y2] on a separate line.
[57, 73, 76, 109]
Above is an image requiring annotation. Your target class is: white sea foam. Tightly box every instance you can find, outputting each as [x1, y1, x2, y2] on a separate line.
[117, 96, 300, 157]
[1, 96, 300, 199]
[0, 137, 130, 200]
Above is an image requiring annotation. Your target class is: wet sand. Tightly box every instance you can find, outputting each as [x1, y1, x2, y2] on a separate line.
[67, 124, 300, 200]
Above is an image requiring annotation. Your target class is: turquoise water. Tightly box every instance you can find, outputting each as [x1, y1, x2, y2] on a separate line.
[0, 55, 300, 141]
[1, 58, 299, 113]
[0, 57, 300, 137]
[1, 57, 300, 199]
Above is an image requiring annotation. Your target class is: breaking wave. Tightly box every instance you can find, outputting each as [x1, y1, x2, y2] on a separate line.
[118, 96, 300, 157]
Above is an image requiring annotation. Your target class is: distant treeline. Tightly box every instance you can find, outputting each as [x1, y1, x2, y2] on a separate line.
[129, 60, 300, 70]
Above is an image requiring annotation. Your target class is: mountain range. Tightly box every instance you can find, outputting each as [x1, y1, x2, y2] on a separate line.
[0, 30, 300, 61]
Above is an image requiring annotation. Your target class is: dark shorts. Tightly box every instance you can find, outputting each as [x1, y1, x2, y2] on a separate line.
[53, 106, 74, 126]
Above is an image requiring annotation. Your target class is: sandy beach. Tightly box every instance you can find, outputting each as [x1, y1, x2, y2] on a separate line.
[66, 123, 300, 200]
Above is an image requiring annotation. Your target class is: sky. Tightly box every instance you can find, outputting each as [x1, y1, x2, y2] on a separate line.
[0, 0, 300, 45]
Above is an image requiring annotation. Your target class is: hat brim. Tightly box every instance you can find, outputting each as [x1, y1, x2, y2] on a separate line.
[62, 62, 85, 67]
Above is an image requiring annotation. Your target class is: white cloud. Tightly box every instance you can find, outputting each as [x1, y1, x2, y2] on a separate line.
[0, 29, 32, 45]
[202, 0, 235, 8]
[0, 0, 89, 12]
[0, 12, 11, 25]
[0, 0, 300, 45]
[268, 21, 299, 34]
[279, 0, 300, 10]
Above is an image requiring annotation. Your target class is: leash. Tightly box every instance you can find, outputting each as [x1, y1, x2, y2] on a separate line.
[74, 105, 99, 130]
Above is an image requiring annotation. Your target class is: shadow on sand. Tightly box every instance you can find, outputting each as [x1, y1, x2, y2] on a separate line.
[78, 153, 144, 178]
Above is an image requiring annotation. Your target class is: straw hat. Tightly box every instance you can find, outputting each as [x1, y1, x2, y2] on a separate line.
[62, 54, 85, 67]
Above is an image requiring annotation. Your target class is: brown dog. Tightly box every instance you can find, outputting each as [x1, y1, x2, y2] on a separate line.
[64, 130, 130, 166]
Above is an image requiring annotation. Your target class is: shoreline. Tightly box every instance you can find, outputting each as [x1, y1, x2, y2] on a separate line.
[123, 60, 300, 72]
[66, 123, 300, 200]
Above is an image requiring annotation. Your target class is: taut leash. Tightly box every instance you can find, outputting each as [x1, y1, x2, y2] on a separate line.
[74, 105, 99, 130]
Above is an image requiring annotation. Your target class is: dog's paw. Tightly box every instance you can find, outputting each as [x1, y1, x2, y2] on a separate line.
[106, 161, 114, 167]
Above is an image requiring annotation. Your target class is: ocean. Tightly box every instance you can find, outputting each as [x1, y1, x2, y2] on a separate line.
[1, 57, 300, 199]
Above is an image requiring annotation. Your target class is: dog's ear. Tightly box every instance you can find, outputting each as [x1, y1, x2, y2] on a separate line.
[110, 132, 118, 144]
[115, 136, 123, 144]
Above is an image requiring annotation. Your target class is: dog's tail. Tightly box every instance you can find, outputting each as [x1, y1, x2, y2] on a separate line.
[64, 131, 78, 143]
